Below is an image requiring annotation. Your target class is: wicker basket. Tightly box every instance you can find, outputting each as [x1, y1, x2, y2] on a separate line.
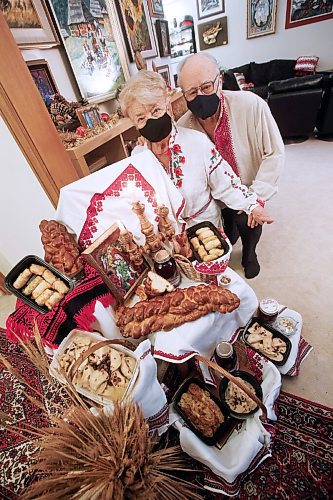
[174, 254, 216, 283]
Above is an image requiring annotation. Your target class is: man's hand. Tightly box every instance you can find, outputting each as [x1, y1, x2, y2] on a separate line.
[248, 206, 274, 228]
[136, 136, 146, 147]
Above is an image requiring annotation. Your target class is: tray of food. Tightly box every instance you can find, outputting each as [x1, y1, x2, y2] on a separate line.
[49, 330, 139, 406]
[186, 221, 231, 275]
[5, 255, 74, 314]
[173, 377, 231, 446]
[242, 318, 292, 366]
[219, 370, 263, 419]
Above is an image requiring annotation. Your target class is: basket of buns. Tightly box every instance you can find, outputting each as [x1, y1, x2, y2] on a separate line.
[50, 330, 139, 406]
[186, 222, 232, 276]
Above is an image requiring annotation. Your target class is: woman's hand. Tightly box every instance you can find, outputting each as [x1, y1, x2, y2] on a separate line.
[248, 206, 274, 228]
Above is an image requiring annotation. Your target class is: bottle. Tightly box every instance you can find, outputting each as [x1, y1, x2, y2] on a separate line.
[214, 341, 238, 372]
[153, 249, 181, 287]
[257, 298, 279, 323]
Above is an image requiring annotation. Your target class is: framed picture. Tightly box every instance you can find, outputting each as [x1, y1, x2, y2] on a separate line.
[47, 0, 129, 103]
[82, 223, 149, 304]
[147, 0, 164, 18]
[1, 0, 59, 47]
[247, 0, 277, 39]
[198, 16, 228, 51]
[197, 0, 225, 20]
[115, 0, 158, 60]
[155, 19, 171, 57]
[76, 104, 102, 129]
[27, 59, 58, 106]
[156, 64, 171, 87]
[285, 0, 333, 29]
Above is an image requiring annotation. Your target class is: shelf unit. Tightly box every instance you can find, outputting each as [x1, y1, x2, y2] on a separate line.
[66, 90, 187, 178]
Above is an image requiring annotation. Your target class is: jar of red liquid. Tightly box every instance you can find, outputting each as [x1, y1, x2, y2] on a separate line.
[153, 250, 181, 287]
[257, 298, 279, 323]
[214, 341, 238, 372]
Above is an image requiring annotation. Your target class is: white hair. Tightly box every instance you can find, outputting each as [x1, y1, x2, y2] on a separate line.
[177, 53, 220, 87]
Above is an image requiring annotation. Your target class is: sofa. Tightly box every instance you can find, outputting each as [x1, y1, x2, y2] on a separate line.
[267, 75, 324, 139]
[316, 73, 333, 138]
[222, 59, 297, 99]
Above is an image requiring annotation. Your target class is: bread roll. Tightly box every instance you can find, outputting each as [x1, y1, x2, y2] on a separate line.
[32, 280, 50, 299]
[23, 276, 43, 295]
[190, 237, 200, 250]
[53, 279, 70, 294]
[198, 229, 214, 240]
[201, 236, 217, 245]
[209, 248, 224, 257]
[45, 291, 64, 310]
[13, 269, 32, 289]
[35, 289, 53, 306]
[203, 254, 217, 262]
[43, 269, 57, 285]
[195, 227, 209, 235]
[30, 264, 46, 276]
[204, 239, 221, 251]
[197, 246, 208, 260]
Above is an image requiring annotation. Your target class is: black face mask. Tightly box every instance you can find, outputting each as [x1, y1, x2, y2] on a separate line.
[139, 112, 172, 143]
[187, 93, 220, 120]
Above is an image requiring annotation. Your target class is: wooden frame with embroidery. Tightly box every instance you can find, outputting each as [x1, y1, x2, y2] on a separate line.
[82, 223, 149, 305]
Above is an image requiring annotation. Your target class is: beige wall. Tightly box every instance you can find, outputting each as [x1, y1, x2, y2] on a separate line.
[0, 116, 55, 273]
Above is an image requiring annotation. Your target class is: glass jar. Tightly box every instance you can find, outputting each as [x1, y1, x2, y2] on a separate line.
[257, 297, 279, 323]
[153, 250, 181, 287]
[214, 341, 238, 372]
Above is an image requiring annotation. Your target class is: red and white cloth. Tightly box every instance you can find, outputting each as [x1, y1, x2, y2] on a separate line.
[294, 56, 319, 75]
[56, 150, 185, 249]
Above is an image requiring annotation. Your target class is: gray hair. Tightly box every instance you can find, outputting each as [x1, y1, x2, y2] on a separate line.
[177, 53, 220, 87]
[119, 70, 167, 118]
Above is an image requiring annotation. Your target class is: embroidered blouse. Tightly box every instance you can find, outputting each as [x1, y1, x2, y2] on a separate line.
[133, 125, 259, 228]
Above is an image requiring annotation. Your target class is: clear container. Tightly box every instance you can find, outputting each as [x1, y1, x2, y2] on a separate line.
[153, 250, 181, 287]
[257, 297, 279, 323]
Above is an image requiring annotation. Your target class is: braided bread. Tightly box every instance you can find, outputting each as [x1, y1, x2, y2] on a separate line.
[115, 284, 240, 339]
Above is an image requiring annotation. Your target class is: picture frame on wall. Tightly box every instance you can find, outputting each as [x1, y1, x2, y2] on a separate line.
[198, 16, 228, 51]
[155, 19, 171, 57]
[156, 64, 171, 88]
[116, 0, 158, 60]
[1, 0, 59, 47]
[82, 223, 149, 305]
[27, 59, 59, 106]
[47, 0, 129, 103]
[76, 104, 103, 129]
[147, 0, 164, 18]
[285, 0, 333, 29]
[247, 0, 277, 39]
[197, 0, 225, 20]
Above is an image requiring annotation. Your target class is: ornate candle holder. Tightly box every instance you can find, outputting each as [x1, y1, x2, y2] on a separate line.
[132, 201, 162, 255]
[118, 224, 144, 268]
[157, 204, 175, 241]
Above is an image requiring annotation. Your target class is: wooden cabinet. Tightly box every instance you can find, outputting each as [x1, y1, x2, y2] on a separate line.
[66, 91, 188, 178]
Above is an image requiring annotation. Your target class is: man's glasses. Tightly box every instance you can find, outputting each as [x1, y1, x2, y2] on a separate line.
[183, 74, 219, 102]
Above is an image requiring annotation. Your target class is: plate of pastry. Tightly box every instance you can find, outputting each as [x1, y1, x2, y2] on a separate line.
[5, 255, 74, 314]
[187, 221, 230, 264]
[173, 377, 231, 446]
[242, 318, 292, 366]
[219, 371, 263, 419]
[50, 330, 139, 406]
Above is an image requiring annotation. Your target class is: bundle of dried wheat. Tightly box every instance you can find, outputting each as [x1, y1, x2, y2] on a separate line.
[0, 328, 202, 500]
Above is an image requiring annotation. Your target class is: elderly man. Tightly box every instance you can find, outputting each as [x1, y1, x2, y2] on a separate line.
[178, 53, 284, 279]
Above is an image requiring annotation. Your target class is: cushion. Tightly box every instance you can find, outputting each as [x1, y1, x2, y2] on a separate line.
[294, 56, 319, 76]
[230, 63, 252, 82]
[269, 59, 296, 82]
[250, 61, 272, 86]
[268, 75, 323, 94]
[234, 72, 246, 90]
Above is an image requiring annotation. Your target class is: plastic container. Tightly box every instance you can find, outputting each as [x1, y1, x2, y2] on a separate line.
[219, 370, 263, 419]
[5, 255, 74, 314]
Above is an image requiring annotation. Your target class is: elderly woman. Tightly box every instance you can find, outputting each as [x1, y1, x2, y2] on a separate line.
[119, 70, 273, 229]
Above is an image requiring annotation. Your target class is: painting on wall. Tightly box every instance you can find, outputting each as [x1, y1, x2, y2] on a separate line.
[155, 19, 170, 57]
[247, 0, 277, 39]
[147, 0, 164, 18]
[0, 0, 59, 47]
[47, 0, 129, 103]
[196, 0, 225, 20]
[285, 0, 333, 29]
[27, 59, 59, 106]
[198, 16, 228, 51]
[115, 0, 157, 60]
[156, 64, 171, 88]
